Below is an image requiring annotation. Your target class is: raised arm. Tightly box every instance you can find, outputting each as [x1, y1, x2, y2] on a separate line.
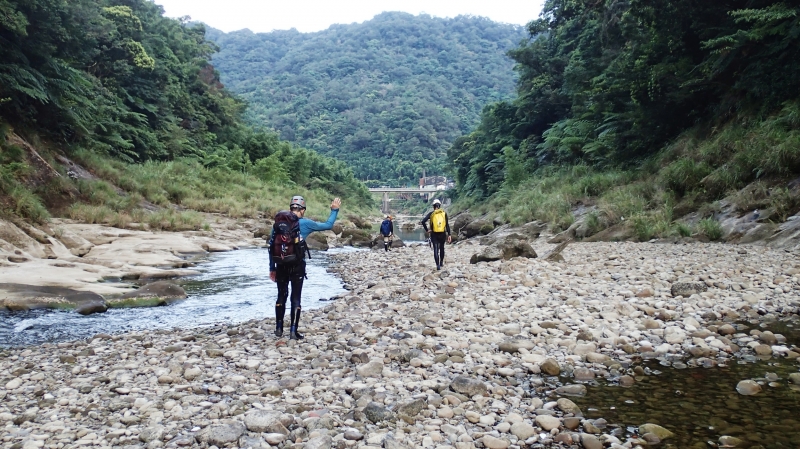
[303, 209, 339, 233]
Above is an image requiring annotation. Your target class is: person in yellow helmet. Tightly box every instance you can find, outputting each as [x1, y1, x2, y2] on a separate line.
[420, 199, 451, 270]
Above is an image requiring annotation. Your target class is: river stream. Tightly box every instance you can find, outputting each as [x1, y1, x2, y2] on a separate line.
[0, 247, 352, 348]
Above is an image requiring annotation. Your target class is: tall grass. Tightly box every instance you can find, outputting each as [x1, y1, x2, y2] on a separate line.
[0, 138, 51, 223]
[68, 150, 374, 225]
[451, 102, 800, 239]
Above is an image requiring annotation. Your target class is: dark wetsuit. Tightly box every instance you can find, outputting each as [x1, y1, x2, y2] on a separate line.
[421, 209, 451, 269]
[269, 209, 338, 334]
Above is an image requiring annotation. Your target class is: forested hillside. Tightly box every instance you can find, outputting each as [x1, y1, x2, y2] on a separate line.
[207, 13, 527, 185]
[0, 0, 372, 225]
[449, 0, 800, 239]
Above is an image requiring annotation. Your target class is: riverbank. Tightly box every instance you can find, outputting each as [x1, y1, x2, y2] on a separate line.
[0, 215, 262, 311]
[1, 235, 799, 448]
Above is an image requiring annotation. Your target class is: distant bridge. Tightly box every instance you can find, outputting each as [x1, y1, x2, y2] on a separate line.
[368, 187, 444, 213]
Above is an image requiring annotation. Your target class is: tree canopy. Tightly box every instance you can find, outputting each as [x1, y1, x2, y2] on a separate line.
[0, 0, 372, 205]
[449, 0, 800, 200]
[207, 12, 527, 186]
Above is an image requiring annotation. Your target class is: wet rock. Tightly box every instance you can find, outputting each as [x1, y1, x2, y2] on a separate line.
[113, 281, 187, 307]
[719, 435, 745, 447]
[557, 398, 583, 415]
[69, 292, 108, 315]
[638, 423, 675, 440]
[555, 384, 587, 396]
[736, 380, 762, 396]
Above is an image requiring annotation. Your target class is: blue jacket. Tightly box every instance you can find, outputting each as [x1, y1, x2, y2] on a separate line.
[269, 209, 339, 271]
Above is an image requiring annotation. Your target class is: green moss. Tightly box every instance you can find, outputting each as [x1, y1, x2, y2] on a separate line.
[107, 297, 166, 308]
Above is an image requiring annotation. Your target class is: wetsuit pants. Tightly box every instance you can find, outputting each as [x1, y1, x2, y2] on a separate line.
[275, 260, 305, 327]
[382, 234, 392, 251]
[430, 232, 447, 268]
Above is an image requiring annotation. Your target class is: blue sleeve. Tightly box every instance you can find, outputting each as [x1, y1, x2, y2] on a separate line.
[299, 209, 338, 238]
[268, 229, 276, 271]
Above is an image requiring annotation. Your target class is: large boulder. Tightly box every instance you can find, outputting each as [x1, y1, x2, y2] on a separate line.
[370, 236, 405, 249]
[520, 221, 547, 238]
[341, 229, 373, 247]
[62, 291, 108, 315]
[110, 281, 187, 307]
[450, 212, 474, 236]
[461, 218, 494, 239]
[470, 235, 537, 264]
[347, 215, 373, 230]
[253, 226, 271, 239]
[306, 231, 333, 251]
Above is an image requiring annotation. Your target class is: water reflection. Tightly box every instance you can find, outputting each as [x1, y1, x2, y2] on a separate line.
[564, 321, 800, 449]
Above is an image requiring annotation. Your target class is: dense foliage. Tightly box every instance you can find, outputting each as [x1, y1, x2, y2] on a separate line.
[450, 0, 800, 200]
[0, 0, 372, 210]
[207, 12, 526, 185]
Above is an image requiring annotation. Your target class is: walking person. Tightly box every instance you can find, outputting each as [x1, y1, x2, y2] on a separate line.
[269, 195, 341, 340]
[380, 215, 394, 251]
[421, 199, 451, 270]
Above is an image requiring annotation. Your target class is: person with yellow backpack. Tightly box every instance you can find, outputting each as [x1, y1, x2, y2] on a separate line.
[420, 199, 451, 270]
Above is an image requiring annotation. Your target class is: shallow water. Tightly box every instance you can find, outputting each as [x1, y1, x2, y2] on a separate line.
[0, 247, 351, 347]
[562, 320, 800, 449]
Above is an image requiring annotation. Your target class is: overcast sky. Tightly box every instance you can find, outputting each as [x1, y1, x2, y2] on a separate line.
[153, 0, 546, 33]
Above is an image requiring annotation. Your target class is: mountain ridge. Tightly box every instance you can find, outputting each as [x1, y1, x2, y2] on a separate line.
[206, 12, 529, 185]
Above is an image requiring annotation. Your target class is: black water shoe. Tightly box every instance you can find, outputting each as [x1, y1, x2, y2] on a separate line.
[289, 325, 304, 340]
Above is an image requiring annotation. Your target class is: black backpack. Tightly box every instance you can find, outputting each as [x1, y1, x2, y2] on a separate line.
[270, 211, 306, 264]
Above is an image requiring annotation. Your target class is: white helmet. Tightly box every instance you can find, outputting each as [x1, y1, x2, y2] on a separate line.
[432, 199, 442, 207]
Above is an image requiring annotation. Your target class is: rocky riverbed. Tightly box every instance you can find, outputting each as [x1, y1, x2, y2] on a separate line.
[1, 234, 800, 449]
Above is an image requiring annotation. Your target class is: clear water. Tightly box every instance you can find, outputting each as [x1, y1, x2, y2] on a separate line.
[375, 217, 428, 243]
[559, 320, 800, 449]
[0, 247, 352, 347]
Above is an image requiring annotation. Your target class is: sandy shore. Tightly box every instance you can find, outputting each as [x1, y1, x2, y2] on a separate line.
[1, 233, 799, 448]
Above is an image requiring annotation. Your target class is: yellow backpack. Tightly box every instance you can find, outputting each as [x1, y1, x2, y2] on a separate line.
[431, 209, 446, 233]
